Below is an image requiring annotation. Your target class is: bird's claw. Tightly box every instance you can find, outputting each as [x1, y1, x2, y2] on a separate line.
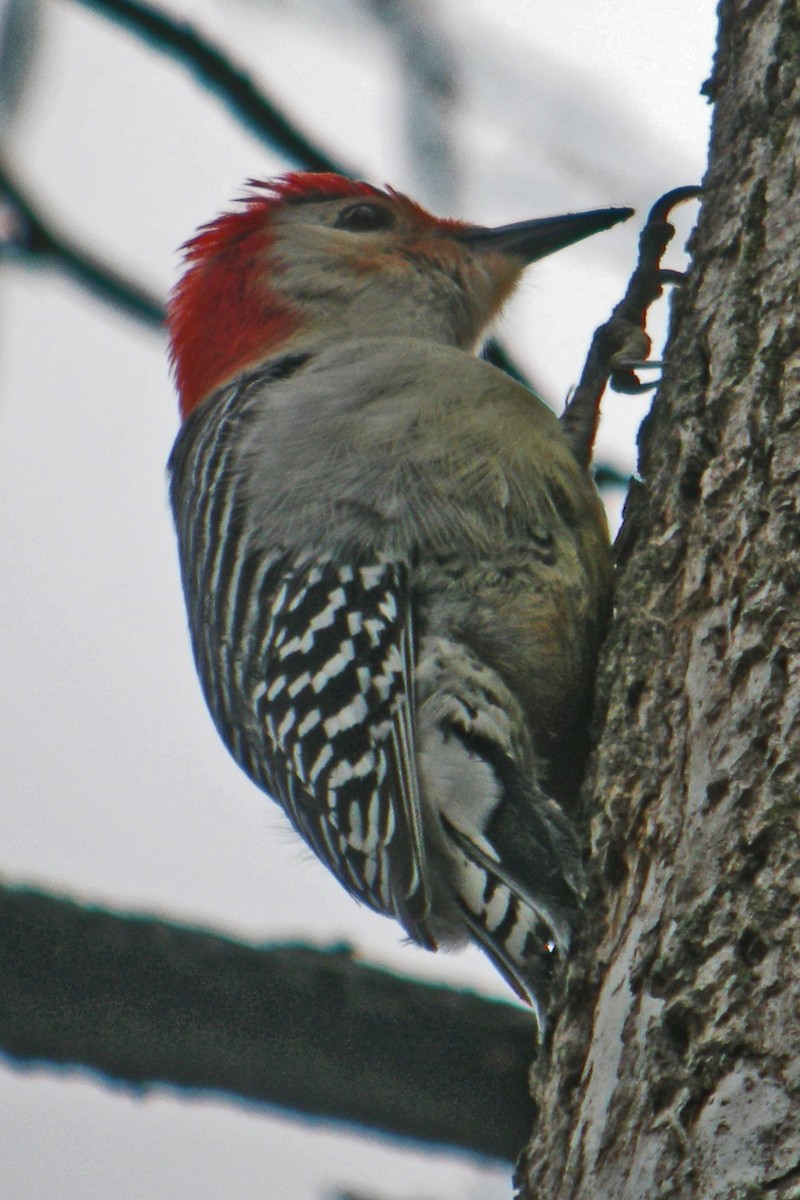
[646, 184, 703, 227]
[610, 370, 659, 395]
[657, 267, 686, 287]
[561, 185, 701, 464]
[608, 187, 701, 391]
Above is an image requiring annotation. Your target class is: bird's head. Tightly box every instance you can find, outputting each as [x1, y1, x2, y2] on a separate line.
[168, 172, 632, 419]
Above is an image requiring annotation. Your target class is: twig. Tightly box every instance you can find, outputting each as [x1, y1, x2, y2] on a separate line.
[364, 0, 459, 208]
[0, 156, 165, 326]
[74, 0, 349, 174]
[481, 336, 541, 391]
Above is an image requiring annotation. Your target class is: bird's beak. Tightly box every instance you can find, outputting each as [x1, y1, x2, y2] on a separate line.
[455, 206, 634, 263]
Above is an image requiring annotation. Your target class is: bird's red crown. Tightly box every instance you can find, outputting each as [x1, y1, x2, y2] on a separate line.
[168, 173, 454, 418]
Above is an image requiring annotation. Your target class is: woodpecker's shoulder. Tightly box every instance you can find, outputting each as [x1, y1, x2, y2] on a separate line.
[170, 337, 608, 571]
[246, 335, 558, 426]
[236, 335, 582, 478]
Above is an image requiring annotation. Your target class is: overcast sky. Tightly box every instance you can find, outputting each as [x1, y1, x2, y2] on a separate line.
[1, 2, 715, 1197]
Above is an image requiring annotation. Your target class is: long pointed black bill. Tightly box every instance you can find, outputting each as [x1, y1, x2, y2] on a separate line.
[456, 206, 634, 263]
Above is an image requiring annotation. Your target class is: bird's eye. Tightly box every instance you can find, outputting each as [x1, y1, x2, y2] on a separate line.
[335, 203, 394, 233]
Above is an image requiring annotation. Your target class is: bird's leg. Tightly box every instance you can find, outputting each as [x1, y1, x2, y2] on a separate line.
[560, 185, 702, 468]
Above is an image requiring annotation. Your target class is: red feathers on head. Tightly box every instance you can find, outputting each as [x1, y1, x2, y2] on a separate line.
[167, 174, 455, 417]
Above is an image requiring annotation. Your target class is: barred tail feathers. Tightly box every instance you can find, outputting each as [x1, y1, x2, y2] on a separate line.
[443, 801, 581, 1023]
[415, 639, 585, 1026]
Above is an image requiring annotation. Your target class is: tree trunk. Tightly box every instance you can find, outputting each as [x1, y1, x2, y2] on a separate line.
[521, 1, 800, 1197]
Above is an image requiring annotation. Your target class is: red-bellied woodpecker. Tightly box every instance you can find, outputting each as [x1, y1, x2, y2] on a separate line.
[167, 173, 631, 1029]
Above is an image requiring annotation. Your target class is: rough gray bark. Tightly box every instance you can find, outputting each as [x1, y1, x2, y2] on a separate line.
[521, 1, 800, 1197]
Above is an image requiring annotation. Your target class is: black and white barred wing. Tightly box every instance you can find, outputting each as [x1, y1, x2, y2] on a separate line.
[252, 557, 433, 946]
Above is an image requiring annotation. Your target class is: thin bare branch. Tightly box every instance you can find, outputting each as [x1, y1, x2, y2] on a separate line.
[73, 0, 349, 174]
[0, 155, 165, 326]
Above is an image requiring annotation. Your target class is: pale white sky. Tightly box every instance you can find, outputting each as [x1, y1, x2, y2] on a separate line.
[0, 2, 714, 1197]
